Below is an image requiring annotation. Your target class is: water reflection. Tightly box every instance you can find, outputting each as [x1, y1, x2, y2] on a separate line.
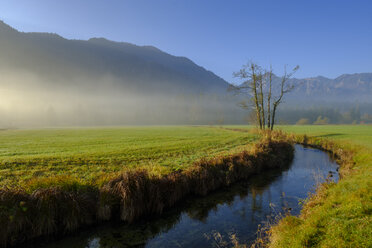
[28, 145, 338, 248]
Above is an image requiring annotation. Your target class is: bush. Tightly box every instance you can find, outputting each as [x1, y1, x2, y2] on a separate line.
[313, 116, 330, 125]
[296, 118, 310, 125]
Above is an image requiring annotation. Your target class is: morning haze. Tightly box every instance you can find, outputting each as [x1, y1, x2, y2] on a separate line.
[0, 21, 244, 127]
[1, 19, 372, 127]
[0, 1, 371, 248]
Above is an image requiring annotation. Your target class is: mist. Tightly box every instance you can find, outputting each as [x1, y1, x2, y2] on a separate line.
[0, 21, 249, 127]
[0, 68, 245, 128]
[1, 21, 371, 128]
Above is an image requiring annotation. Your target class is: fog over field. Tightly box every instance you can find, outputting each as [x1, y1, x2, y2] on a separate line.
[0, 67, 245, 127]
[0, 21, 246, 127]
[1, 21, 372, 127]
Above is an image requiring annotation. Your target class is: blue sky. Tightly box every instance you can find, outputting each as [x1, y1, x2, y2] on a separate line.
[0, 0, 371, 82]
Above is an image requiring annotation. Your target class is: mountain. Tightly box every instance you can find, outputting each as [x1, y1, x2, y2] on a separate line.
[0, 21, 229, 95]
[287, 73, 372, 103]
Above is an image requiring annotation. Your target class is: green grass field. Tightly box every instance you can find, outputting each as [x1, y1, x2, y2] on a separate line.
[279, 125, 372, 148]
[226, 124, 372, 147]
[0, 126, 256, 188]
[0, 124, 371, 247]
[0, 125, 371, 247]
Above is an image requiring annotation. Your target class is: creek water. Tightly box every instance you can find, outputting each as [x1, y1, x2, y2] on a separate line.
[30, 145, 338, 248]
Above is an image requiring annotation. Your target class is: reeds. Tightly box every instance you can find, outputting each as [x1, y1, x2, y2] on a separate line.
[0, 186, 98, 247]
[0, 137, 294, 247]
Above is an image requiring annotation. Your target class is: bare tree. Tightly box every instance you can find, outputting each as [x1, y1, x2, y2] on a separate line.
[230, 62, 299, 130]
[270, 65, 299, 130]
[258, 71, 265, 129]
[230, 63, 264, 129]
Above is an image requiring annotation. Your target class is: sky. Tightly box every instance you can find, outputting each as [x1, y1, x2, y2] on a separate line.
[0, 0, 371, 82]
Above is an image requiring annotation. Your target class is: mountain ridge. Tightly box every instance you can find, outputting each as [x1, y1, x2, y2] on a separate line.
[1, 20, 371, 102]
[0, 20, 229, 95]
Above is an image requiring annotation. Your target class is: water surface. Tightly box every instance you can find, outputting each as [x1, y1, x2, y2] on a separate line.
[30, 145, 338, 248]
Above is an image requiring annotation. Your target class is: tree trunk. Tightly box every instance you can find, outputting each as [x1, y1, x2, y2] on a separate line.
[267, 70, 272, 129]
[259, 76, 265, 129]
[267, 100, 271, 129]
[252, 74, 262, 129]
[271, 104, 277, 130]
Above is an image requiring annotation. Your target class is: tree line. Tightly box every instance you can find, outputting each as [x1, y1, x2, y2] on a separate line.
[277, 106, 372, 125]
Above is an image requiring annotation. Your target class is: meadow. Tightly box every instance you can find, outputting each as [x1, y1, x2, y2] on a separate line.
[0, 126, 256, 188]
[0, 125, 371, 247]
[1, 126, 295, 247]
[225, 124, 372, 147]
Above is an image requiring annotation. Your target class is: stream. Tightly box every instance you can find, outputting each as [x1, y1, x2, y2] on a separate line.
[28, 145, 339, 248]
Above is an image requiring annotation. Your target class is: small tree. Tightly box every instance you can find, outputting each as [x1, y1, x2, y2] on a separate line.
[230, 62, 299, 130]
[313, 116, 330, 125]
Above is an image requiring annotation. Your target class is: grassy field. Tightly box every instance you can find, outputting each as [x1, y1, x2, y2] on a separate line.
[0, 126, 256, 188]
[0, 125, 372, 247]
[226, 125, 372, 147]
[1, 126, 294, 247]
[0, 125, 371, 247]
[279, 125, 372, 148]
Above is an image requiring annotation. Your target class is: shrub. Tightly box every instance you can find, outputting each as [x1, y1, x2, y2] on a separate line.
[296, 118, 310, 125]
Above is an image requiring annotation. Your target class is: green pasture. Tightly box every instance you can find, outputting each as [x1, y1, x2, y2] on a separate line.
[0, 124, 371, 246]
[0, 126, 256, 187]
[225, 124, 372, 145]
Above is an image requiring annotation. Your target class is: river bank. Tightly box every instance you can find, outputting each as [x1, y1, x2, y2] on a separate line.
[264, 129, 372, 248]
